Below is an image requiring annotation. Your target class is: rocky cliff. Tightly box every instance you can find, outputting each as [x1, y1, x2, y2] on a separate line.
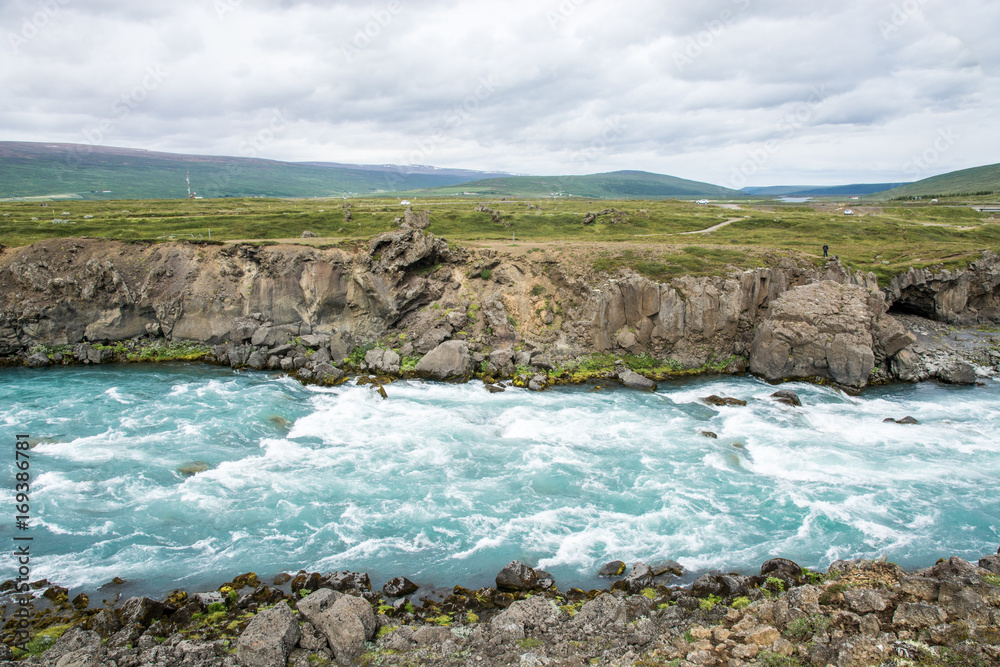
[1, 232, 998, 388]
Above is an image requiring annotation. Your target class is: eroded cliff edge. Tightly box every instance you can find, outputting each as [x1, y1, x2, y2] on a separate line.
[1, 231, 998, 388]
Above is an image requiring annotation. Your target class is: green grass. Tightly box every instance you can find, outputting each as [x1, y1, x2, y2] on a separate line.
[1, 196, 997, 288]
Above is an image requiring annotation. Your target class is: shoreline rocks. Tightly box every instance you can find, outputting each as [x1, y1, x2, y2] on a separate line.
[4, 550, 999, 667]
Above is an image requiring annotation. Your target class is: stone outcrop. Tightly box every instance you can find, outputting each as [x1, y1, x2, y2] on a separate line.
[886, 250, 1000, 324]
[3, 231, 996, 387]
[748, 281, 915, 387]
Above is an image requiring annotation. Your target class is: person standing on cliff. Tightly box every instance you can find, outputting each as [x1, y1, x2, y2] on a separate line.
[822, 244, 829, 258]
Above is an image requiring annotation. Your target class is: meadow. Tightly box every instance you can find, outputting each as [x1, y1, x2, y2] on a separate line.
[1, 195, 997, 286]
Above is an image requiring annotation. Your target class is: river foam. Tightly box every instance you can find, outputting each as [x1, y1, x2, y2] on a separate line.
[1, 364, 998, 596]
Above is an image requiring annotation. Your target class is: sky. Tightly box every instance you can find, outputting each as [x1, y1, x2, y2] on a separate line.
[1, 0, 998, 187]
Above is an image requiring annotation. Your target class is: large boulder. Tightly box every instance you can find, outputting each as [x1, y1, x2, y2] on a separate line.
[749, 281, 913, 388]
[414, 340, 473, 380]
[364, 348, 401, 374]
[937, 361, 976, 385]
[495, 561, 538, 591]
[235, 602, 300, 667]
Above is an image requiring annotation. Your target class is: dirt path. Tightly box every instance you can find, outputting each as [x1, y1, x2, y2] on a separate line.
[677, 216, 747, 235]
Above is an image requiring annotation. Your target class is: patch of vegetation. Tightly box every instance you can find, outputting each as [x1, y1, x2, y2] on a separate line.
[731, 596, 751, 610]
[516, 638, 543, 650]
[12, 624, 73, 658]
[982, 572, 1000, 587]
[698, 594, 722, 611]
[641, 587, 657, 600]
[784, 614, 830, 640]
[755, 652, 805, 667]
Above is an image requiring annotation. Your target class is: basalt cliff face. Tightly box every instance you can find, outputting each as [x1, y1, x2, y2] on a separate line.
[1, 233, 998, 388]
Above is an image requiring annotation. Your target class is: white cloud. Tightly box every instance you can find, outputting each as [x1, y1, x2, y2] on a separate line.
[0, 0, 997, 185]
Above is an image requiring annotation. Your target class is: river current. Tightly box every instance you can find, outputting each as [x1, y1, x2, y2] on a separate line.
[1, 364, 998, 597]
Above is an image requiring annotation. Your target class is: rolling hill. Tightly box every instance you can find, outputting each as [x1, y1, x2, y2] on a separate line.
[396, 170, 745, 199]
[0, 142, 514, 200]
[742, 183, 910, 196]
[879, 163, 1000, 198]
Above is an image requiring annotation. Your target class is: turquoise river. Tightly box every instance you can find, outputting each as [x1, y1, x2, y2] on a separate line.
[1, 364, 998, 597]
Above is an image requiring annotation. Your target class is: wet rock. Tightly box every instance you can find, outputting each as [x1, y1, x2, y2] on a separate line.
[383, 577, 419, 598]
[702, 395, 747, 407]
[320, 571, 371, 593]
[613, 562, 654, 594]
[771, 389, 801, 406]
[598, 561, 627, 577]
[700, 431, 717, 438]
[618, 367, 656, 390]
[484, 383, 506, 394]
[761, 557, 803, 588]
[236, 602, 300, 667]
[25, 352, 51, 368]
[528, 373, 548, 391]
[938, 361, 976, 385]
[414, 340, 472, 380]
[177, 461, 211, 477]
[495, 560, 538, 591]
[246, 350, 267, 370]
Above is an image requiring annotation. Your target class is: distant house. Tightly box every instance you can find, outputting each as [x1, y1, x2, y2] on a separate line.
[400, 200, 411, 205]
[844, 209, 854, 215]
[850, 196, 860, 200]
[696, 199, 709, 205]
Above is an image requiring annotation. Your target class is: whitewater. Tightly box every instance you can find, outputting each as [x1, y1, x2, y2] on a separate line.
[1, 364, 998, 597]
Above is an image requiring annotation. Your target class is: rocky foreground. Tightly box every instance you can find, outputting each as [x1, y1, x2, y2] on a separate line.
[3, 550, 1000, 667]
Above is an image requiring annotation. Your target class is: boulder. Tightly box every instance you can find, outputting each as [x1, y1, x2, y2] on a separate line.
[703, 395, 747, 407]
[24, 352, 51, 368]
[118, 596, 165, 628]
[760, 557, 802, 588]
[598, 560, 627, 577]
[38, 627, 101, 667]
[295, 588, 343, 625]
[979, 554, 1000, 575]
[618, 367, 656, 390]
[309, 595, 375, 665]
[570, 592, 627, 629]
[495, 560, 538, 591]
[749, 281, 910, 388]
[251, 324, 300, 348]
[364, 348, 401, 374]
[235, 602, 300, 667]
[938, 361, 976, 385]
[414, 340, 473, 380]
[230, 317, 260, 344]
[383, 576, 419, 598]
[613, 562, 654, 594]
[320, 571, 371, 592]
[770, 390, 801, 407]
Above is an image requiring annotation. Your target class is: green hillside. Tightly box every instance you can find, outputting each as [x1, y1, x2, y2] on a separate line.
[879, 163, 1000, 198]
[397, 170, 744, 199]
[0, 142, 498, 200]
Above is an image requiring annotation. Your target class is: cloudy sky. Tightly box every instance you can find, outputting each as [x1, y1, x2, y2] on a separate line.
[2, 0, 998, 187]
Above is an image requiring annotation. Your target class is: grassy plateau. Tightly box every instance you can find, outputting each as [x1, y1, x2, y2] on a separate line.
[1, 195, 998, 286]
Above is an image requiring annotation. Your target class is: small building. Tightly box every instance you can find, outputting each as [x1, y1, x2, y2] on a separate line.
[844, 209, 854, 215]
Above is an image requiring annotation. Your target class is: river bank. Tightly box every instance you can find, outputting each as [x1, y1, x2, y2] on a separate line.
[3, 550, 1000, 666]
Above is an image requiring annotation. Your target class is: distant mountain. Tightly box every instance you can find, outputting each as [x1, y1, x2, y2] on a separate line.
[398, 170, 744, 199]
[0, 142, 522, 200]
[742, 183, 910, 196]
[877, 163, 1000, 198]
[297, 161, 518, 180]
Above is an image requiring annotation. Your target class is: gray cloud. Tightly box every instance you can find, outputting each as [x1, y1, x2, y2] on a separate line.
[0, 0, 997, 186]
